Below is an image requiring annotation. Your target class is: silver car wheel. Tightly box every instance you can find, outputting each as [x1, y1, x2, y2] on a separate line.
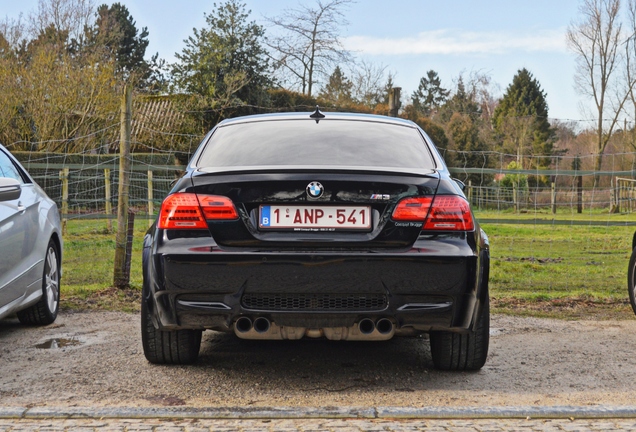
[44, 246, 59, 313]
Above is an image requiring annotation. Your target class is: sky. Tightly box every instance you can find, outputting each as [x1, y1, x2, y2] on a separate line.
[1, 0, 584, 123]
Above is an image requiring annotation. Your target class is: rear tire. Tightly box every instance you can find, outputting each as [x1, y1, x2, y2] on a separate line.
[628, 248, 636, 316]
[141, 291, 202, 365]
[18, 240, 60, 325]
[429, 297, 490, 371]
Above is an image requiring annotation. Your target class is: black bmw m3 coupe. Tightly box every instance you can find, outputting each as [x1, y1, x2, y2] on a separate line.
[141, 110, 491, 370]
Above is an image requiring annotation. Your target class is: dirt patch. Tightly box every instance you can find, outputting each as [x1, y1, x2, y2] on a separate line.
[2, 310, 636, 409]
[501, 257, 564, 264]
[62, 287, 141, 312]
[491, 297, 633, 320]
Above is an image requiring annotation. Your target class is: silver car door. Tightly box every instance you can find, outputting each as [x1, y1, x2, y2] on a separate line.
[0, 151, 35, 307]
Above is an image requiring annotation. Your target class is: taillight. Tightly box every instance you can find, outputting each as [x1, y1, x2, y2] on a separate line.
[157, 193, 238, 229]
[392, 195, 474, 231]
[392, 197, 433, 221]
[423, 195, 474, 231]
[197, 195, 239, 220]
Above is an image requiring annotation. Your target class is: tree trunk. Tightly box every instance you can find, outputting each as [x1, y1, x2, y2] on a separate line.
[594, 150, 604, 187]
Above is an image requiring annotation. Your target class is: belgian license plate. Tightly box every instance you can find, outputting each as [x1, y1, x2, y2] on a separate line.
[259, 205, 371, 230]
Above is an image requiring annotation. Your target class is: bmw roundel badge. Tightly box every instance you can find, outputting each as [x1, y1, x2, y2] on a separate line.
[306, 181, 324, 199]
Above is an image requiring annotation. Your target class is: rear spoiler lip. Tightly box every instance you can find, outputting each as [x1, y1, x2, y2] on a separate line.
[194, 165, 439, 178]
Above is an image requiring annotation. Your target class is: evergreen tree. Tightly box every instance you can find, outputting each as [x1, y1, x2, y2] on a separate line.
[492, 68, 555, 169]
[438, 76, 481, 123]
[171, 0, 271, 116]
[318, 66, 353, 106]
[409, 116, 450, 164]
[411, 70, 449, 117]
[86, 3, 150, 82]
[82, 3, 170, 92]
[447, 112, 491, 184]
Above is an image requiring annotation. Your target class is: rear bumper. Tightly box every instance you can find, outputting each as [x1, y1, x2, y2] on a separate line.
[144, 232, 488, 335]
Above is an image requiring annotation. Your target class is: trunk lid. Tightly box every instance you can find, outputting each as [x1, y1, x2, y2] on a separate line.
[190, 168, 440, 250]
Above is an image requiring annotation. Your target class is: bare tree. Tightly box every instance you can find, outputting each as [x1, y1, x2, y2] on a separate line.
[567, 0, 636, 184]
[465, 71, 500, 127]
[266, 0, 354, 97]
[21, 47, 119, 150]
[625, 0, 636, 152]
[28, 0, 95, 42]
[0, 15, 26, 49]
[350, 60, 387, 108]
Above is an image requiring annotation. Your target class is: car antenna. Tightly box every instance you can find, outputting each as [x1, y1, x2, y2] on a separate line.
[309, 105, 325, 123]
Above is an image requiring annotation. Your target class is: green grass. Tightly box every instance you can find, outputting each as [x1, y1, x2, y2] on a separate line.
[484, 222, 630, 299]
[59, 213, 636, 318]
[475, 209, 634, 318]
[61, 219, 146, 312]
[474, 208, 632, 299]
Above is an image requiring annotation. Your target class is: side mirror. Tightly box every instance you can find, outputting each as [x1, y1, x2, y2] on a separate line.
[452, 178, 466, 192]
[0, 177, 21, 202]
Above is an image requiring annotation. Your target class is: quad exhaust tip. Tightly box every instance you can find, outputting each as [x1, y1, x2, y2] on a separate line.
[235, 316, 252, 333]
[358, 318, 394, 335]
[376, 318, 393, 335]
[235, 316, 272, 334]
[234, 316, 395, 340]
[358, 318, 375, 334]
[253, 317, 271, 333]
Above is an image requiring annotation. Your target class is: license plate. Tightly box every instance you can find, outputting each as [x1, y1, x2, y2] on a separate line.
[259, 205, 371, 230]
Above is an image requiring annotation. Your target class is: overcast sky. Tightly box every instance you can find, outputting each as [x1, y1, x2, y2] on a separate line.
[1, 0, 583, 122]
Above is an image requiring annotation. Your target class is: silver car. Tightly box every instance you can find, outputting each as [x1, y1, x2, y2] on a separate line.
[0, 144, 62, 324]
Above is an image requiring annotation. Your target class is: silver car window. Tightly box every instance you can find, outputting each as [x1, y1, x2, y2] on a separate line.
[0, 150, 24, 183]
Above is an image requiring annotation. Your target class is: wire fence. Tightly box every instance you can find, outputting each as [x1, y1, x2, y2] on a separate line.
[6, 126, 636, 226]
[10, 156, 636, 226]
[18, 157, 181, 222]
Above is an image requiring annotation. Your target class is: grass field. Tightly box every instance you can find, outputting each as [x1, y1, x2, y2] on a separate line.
[62, 219, 146, 312]
[60, 210, 636, 319]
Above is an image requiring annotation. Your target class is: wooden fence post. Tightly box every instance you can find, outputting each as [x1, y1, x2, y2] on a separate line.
[477, 184, 482, 210]
[104, 168, 112, 232]
[114, 83, 133, 289]
[147, 170, 154, 228]
[616, 178, 620, 213]
[551, 182, 556, 214]
[513, 185, 518, 213]
[59, 168, 69, 235]
[122, 210, 135, 285]
[577, 175, 583, 214]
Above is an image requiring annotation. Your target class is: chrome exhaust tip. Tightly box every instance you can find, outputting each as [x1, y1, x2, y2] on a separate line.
[253, 317, 271, 334]
[235, 317, 253, 333]
[358, 318, 375, 335]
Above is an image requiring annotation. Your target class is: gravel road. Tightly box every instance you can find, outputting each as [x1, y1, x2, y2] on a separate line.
[1, 311, 635, 408]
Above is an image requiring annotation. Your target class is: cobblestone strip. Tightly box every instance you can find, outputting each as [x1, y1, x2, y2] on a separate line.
[2, 418, 636, 432]
[3, 406, 636, 421]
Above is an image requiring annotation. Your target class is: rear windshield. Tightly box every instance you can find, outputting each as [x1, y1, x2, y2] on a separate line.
[196, 119, 436, 169]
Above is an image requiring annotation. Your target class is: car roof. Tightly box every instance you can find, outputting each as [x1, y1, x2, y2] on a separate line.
[216, 111, 418, 128]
